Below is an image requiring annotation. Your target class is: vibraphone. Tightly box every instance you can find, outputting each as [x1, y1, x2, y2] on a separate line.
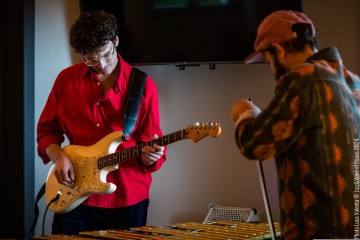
[34, 221, 280, 239]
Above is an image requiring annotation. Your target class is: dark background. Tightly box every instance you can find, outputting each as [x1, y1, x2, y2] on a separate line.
[0, 0, 35, 239]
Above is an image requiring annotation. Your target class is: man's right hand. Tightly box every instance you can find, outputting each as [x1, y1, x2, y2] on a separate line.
[46, 143, 75, 187]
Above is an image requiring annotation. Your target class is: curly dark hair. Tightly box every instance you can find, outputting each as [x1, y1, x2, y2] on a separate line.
[70, 11, 118, 55]
[281, 37, 319, 54]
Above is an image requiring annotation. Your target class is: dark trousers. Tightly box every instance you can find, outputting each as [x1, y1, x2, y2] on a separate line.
[52, 199, 149, 235]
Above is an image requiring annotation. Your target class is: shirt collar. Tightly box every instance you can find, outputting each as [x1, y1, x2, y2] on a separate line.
[307, 47, 341, 63]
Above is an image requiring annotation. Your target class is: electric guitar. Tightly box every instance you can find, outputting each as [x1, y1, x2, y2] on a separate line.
[45, 122, 221, 214]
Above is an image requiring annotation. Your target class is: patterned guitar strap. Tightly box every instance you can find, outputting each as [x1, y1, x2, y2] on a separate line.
[122, 67, 147, 140]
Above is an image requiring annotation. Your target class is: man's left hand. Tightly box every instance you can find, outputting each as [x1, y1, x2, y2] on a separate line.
[141, 134, 164, 166]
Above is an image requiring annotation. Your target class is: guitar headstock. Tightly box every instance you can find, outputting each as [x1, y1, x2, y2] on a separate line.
[184, 122, 221, 142]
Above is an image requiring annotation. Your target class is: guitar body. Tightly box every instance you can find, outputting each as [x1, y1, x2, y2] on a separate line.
[45, 131, 123, 214]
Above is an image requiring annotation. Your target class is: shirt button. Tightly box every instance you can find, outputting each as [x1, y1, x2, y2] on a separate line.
[97, 82, 101, 85]
[96, 123, 100, 127]
[96, 102, 100, 106]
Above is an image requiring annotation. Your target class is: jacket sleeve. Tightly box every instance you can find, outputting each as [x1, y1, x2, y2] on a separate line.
[235, 74, 305, 160]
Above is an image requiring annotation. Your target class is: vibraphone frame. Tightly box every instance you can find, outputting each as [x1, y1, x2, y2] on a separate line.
[34, 221, 280, 239]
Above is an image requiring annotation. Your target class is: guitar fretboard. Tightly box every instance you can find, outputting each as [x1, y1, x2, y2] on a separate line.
[97, 130, 184, 169]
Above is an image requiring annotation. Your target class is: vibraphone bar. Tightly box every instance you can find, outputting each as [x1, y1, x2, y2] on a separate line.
[34, 221, 280, 239]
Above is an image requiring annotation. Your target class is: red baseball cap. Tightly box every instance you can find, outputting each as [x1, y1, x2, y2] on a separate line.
[244, 10, 316, 63]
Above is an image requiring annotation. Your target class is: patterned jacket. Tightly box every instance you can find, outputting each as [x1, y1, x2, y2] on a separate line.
[235, 47, 360, 239]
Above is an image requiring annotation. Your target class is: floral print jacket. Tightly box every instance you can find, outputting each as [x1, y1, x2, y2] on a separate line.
[236, 47, 360, 239]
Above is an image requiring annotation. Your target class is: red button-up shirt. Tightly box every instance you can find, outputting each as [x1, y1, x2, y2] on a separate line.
[37, 55, 166, 208]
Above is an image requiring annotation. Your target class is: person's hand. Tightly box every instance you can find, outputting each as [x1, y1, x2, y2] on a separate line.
[141, 134, 165, 166]
[46, 144, 75, 187]
[53, 156, 75, 187]
[231, 98, 261, 122]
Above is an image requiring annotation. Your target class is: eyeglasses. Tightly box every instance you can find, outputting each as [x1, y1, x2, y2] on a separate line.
[83, 45, 115, 67]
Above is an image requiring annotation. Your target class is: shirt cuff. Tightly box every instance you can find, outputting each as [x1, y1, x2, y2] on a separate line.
[235, 108, 261, 127]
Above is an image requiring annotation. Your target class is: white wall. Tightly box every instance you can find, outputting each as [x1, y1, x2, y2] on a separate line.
[34, 0, 360, 235]
[34, 0, 80, 234]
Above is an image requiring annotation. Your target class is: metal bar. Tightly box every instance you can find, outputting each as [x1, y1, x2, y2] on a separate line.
[256, 161, 277, 240]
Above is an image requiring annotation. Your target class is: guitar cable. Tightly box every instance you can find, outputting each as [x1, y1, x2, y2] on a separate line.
[30, 184, 62, 235]
[41, 191, 61, 236]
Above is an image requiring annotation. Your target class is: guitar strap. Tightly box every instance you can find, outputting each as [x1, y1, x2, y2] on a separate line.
[122, 67, 147, 141]
[30, 67, 147, 232]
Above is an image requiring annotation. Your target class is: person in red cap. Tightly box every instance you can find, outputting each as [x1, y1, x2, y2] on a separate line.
[231, 10, 360, 239]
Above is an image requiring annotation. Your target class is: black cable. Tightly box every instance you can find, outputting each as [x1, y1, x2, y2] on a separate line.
[41, 192, 61, 236]
[30, 183, 46, 233]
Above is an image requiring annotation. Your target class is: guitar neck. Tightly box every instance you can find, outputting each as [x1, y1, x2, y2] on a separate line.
[98, 130, 184, 169]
